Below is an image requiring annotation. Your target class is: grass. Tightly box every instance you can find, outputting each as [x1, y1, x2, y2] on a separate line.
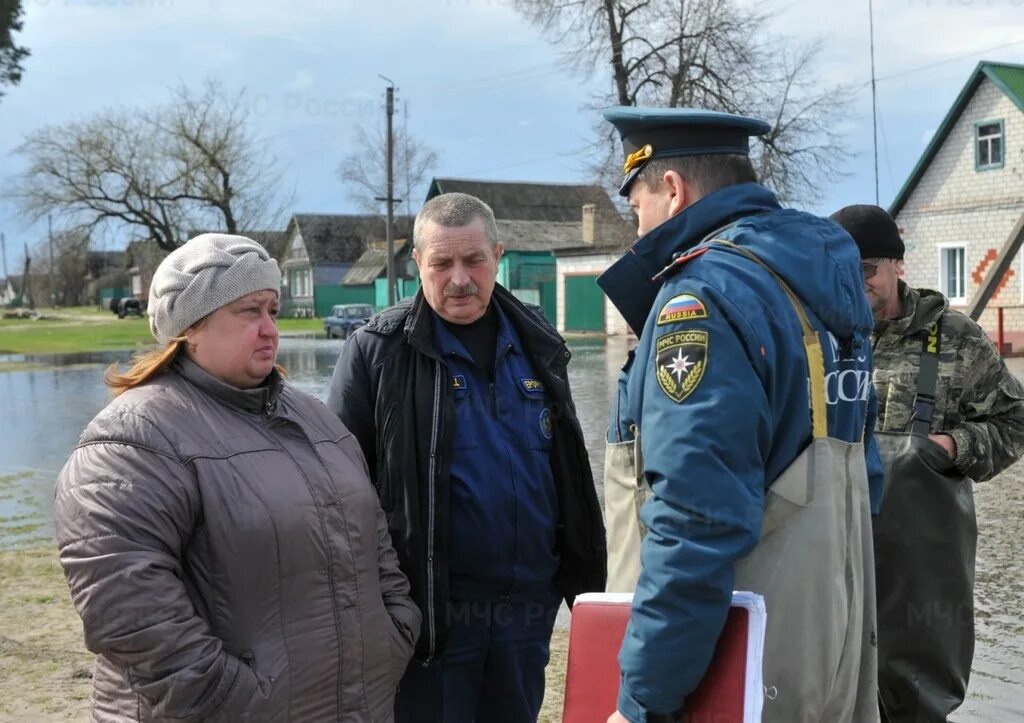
[0, 318, 155, 354]
[0, 307, 326, 355]
[277, 317, 323, 333]
[0, 548, 93, 721]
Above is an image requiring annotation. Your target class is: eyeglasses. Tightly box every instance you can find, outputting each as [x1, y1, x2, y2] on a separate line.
[861, 258, 888, 280]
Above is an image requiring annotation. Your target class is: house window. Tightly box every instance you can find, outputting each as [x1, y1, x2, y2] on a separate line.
[289, 269, 311, 297]
[940, 245, 966, 303]
[289, 232, 307, 259]
[976, 120, 1004, 170]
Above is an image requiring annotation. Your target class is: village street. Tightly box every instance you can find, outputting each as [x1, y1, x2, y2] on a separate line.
[1, 337, 1021, 721]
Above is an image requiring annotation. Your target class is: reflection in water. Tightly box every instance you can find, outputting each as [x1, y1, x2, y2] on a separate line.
[0, 339, 1021, 719]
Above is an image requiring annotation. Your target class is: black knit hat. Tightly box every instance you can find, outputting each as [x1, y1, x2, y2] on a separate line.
[829, 204, 905, 260]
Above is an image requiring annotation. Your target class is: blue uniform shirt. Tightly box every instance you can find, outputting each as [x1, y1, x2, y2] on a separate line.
[433, 305, 560, 602]
[599, 183, 884, 720]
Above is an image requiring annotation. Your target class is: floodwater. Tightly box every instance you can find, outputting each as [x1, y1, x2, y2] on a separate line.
[0, 338, 1020, 720]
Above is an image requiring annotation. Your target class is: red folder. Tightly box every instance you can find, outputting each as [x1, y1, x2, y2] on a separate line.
[562, 592, 765, 723]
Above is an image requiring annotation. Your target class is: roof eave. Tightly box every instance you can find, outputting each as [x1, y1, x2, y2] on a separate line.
[889, 61, 987, 218]
[890, 61, 1024, 218]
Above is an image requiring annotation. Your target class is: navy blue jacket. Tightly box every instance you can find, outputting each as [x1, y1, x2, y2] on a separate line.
[599, 183, 884, 719]
[432, 306, 560, 601]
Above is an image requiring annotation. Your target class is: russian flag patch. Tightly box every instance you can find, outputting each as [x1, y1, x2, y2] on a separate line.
[656, 293, 708, 325]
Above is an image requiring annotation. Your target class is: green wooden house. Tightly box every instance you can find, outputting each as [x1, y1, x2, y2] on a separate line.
[342, 238, 420, 308]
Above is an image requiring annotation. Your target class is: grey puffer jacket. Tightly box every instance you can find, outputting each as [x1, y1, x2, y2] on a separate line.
[54, 357, 420, 722]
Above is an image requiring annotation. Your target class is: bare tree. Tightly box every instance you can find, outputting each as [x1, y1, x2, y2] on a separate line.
[513, 0, 852, 204]
[11, 80, 293, 252]
[337, 118, 438, 220]
[31, 228, 92, 306]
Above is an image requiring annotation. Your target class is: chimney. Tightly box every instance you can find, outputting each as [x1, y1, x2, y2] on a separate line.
[582, 203, 596, 245]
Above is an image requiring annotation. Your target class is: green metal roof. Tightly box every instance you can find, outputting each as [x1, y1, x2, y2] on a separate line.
[987, 64, 1024, 111]
[889, 61, 1024, 218]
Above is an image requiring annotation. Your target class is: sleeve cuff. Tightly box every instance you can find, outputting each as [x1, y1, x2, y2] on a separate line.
[950, 426, 973, 474]
[616, 683, 646, 723]
[617, 682, 684, 723]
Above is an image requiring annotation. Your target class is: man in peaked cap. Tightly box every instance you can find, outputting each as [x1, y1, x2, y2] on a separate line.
[832, 204, 1024, 723]
[598, 107, 884, 723]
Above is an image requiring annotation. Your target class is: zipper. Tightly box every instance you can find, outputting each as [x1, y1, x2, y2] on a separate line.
[424, 361, 443, 664]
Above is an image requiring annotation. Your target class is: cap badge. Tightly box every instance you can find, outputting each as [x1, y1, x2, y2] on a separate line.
[623, 143, 654, 174]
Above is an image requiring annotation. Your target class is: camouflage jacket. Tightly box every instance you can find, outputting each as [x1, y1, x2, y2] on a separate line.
[872, 281, 1024, 481]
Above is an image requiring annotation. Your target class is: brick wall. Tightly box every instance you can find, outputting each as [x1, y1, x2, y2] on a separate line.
[896, 77, 1024, 343]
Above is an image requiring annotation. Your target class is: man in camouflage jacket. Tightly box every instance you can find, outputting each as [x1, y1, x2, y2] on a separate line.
[833, 204, 1024, 723]
[872, 281, 1024, 480]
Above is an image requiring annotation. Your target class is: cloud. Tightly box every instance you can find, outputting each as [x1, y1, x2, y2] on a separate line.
[285, 69, 315, 92]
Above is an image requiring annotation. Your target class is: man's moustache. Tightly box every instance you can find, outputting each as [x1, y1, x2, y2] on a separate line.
[444, 284, 479, 298]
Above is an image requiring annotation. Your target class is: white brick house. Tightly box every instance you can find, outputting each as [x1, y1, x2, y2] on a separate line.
[891, 61, 1024, 350]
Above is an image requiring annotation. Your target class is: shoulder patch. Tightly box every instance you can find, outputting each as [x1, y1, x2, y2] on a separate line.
[452, 375, 467, 390]
[656, 293, 708, 325]
[656, 329, 708, 403]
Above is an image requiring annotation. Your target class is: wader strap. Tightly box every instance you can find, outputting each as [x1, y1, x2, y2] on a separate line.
[910, 320, 942, 437]
[709, 239, 828, 440]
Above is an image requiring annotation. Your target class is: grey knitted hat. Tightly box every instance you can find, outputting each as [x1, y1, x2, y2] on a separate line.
[148, 233, 281, 345]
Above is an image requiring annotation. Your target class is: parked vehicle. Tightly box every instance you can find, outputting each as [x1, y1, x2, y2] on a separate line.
[323, 304, 373, 339]
[111, 297, 145, 319]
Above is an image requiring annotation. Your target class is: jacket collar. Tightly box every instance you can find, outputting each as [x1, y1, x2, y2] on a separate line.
[392, 285, 569, 370]
[175, 355, 283, 415]
[873, 280, 948, 338]
[598, 182, 779, 333]
[433, 302, 521, 364]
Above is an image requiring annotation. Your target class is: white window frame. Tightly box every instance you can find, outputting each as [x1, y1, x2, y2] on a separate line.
[289, 268, 312, 298]
[288, 232, 307, 260]
[937, 243, 967, 305]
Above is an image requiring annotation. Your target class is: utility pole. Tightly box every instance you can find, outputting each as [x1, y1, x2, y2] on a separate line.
[868, 0, 880, 205]
[1, 232, 8, 282]
[23, 243, 34, 310]
[48, 215, 57, 308]
[381, 75, 397, 307]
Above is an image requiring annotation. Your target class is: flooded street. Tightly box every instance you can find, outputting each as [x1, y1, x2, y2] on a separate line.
[0, 338, 1021, 720]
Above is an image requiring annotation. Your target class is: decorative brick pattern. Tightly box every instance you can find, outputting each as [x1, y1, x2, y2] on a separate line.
[972, 249, 998, 285]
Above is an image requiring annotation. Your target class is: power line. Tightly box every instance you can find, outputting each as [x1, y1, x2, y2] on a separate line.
[444, 61, 563, 90]
[461, 149, 581, 176]
[866, 39, 1024, 87]
[443, 67, 568, 97]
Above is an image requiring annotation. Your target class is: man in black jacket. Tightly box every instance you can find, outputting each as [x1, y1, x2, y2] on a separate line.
[327, 192, 606, 722]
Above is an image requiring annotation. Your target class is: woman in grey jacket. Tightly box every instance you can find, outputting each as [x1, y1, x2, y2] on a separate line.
[54, 233, 419, 722]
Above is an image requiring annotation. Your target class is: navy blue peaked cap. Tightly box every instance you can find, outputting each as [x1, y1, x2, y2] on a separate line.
[602, 106, 771, 195]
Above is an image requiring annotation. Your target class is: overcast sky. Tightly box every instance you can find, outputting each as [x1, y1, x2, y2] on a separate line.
[2, 0, 1023, 273]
